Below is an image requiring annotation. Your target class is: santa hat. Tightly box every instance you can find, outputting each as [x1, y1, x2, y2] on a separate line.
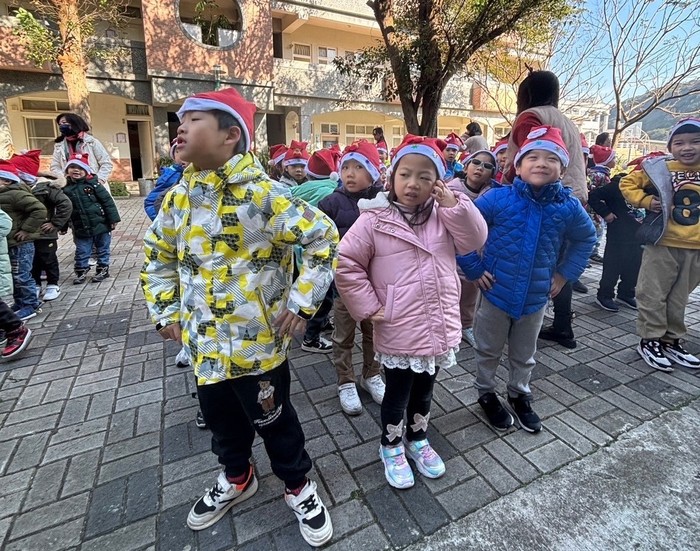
[391, 134, 447, 180]
[590, 144, 616, 166]
[283, 140, 310, 167]
[667, 118, 700, 148]
[307, 149, 340, 181]
[492, 137, 508, 156]
[0, 160, 21, 183]
[444, 133, 464, 152]
[9, 149, 41, 183]
[177, 87, 256, 152]
[269, 144, 288, 166]
[340, 140, 382, 182]
[514, 126, 570, 167]
[580, 133, 590, 156]
[376, 142, 388, 154]
[466, 150, 497, 171]
[64, 153, 94, 174]
[627, 151, 668, 171]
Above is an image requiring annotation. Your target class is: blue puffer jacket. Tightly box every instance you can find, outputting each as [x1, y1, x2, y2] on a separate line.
[457, 178, 596, 319]
[144, 164, 184, 221]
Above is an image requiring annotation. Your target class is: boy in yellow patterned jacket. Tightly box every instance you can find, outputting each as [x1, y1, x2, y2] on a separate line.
[140, 88, 338, 546]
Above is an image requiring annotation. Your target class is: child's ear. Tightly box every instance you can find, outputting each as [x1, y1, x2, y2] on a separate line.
[514, 163, 522, 177]
[560, 165, 567, 177]
[224, 125, 242, 148]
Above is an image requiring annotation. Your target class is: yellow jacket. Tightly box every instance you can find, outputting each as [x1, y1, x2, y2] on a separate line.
[619, 159, 700, 249]
[140, 153, 339, 384]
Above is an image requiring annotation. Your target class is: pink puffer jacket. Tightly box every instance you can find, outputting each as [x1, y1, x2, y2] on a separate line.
[336, 191, 487, 357]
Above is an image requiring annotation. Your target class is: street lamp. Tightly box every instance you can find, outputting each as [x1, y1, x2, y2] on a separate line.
[213, 64, 223, 90]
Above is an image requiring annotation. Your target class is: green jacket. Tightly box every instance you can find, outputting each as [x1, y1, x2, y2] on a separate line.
[63, 175, 121, 238]
[290, 178, 338, 207]
[32, 175, 73, 240]
[0, 182, 48, 247]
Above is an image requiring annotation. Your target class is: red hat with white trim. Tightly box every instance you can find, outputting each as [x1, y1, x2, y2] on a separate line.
[0, 160, 21, 183]
[514, 126, 570, 167]
[391, 134, 447, 180]
[9, 149, 41, 180]
[627, 151, 668, 171]
[667, 117, 700, 148]
[340, 140, 382, 182]
[580, 133, 590, 155]
[176, 87, 257, 152]
[307, 148, 340, 181]
[65, 153, 94, 174]
[444, 132, 464, 151]
[591, 144, 616, 166]
[283, 140, 310, 167]
[269, 144, 288, 166]
[492, 137, 508, 156]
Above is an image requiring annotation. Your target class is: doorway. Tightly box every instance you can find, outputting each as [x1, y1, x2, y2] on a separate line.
[127, 121, 142, 179]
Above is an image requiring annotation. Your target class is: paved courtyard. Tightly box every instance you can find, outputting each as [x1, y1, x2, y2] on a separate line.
[0, 197, 698, 551]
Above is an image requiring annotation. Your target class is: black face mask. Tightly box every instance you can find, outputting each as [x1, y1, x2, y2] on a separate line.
[59, 124, 76, 136]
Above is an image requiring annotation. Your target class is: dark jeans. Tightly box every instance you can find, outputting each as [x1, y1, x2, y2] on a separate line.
[380, 367, 438, 446]
[0, 300, 22, 334]
[9, 242, 39, 311]
[32, 239, 60, 286]
[597, 241, 643, 300]
[303, 287, 334, 341]
[74, 232, 111, 270]
[196, 360, 311, 488]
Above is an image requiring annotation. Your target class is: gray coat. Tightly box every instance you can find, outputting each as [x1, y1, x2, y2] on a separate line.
[0, 208, 13, 296]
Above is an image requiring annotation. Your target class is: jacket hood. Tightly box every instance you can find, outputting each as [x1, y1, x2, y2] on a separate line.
[358, 191, 391, 210]
[185, 152, 267, 190]
[36, 172, 66, 188]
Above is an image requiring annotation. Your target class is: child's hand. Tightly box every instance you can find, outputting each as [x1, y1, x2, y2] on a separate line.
[41, 222, 56, 233]
[550, 273, 567, 298]
[369, 307, 385, 322]
[649, 197, 662, 213]
[275, 310, 307, 338]
[477, 271, 495, 291]
[158, 322, 182, 344]
[14, 230, 29, 241]
[603, 213, 617, 223]
[432, 180, 457, 208]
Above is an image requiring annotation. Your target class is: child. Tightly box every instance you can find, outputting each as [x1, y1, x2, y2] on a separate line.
[62, 153, 121, 284]
[458, 127, 595, 433]
[0, 206, 32, 358]
[267, 143, 288, 181]
[588, 144, 617, 264]
[589, 170, 643, 312]
[279, 140, 309, 187]
[443, 133, 465, 180]
[0, 160, 47, 321]
[619, 118, 700, 371]
[336, 135, 487, 488]
[377, 144, 390, 167]
[9, 150, 73, 302]
[492, 137, 509, 183]
[318, 140, 385, 416]
[144, 139, 187, 221]
[140, 87, 337, 545]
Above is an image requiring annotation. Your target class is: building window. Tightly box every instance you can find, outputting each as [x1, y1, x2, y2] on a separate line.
[318, 46, 336, 65]
[493, 125, 510, 139]
[21, 99, 70, 112]
[272, 18, 283, 58]
[392, 125, 404, 146]
[346, 124, 374, 143]
[293, 43, 311, 63]
[179, 0, 242, 48]
[126, 104, 150, 116]
[320, 123, 339, 148]
[24, 118, 56, 151]
[438, 127, 460, 138]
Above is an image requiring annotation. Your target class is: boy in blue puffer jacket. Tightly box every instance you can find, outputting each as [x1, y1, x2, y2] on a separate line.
[458, 126, 595, 434]
[144, 140, 186, 221]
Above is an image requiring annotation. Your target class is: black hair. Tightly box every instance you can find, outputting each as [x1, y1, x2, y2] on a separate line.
[516, 70, 560, 114]
[373, 127, 384, 137]
[54, 113, 90, 143]
[466, 122, 482, 136]
[595, 132, 610, 146]
[211, 110, 246, 154]
[386, 158, 435, 227]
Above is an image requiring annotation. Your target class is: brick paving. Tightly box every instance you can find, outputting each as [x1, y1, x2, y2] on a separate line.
[0, 196, 698, 550]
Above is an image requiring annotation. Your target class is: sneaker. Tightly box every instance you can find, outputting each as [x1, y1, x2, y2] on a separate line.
[379, 444, 414, 489]
[589, 254, 604, 264]
[543, 299, 554, 320]
[617, 296, 637, 310]
[404, 439, 445, 478]
[359, 374, 385, 404]
[462, 327, 476, 347]
[73, 269, 89, 285]
[285, 479, 333, 547]
[661, 340, 700, 369]
[507, 395, 542, 433]
[338, 383, 362, 415]
[36, 287, 42, 299]
[301, 336, 332, 353]
[572, 280, 588, 293]
[637, 339, 674, 372]
[478, 392, 514, 431]
[0, 331, 6, 349]
[88, 258, 97, 266]
[91, 267, 110, 283]
[16, 307, 41, 321]
[186, 469, 258, 530]
[2, 325, 32, 359]
[195, 409, 207, 429]
[539, 325, 577, 349]
[43, 284, 60, 301]
[595, 296, 619, 312]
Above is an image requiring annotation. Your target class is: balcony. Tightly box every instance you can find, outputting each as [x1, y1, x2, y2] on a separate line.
[271, 0, 376, 31]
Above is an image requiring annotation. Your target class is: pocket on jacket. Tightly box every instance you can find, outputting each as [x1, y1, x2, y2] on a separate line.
[384, 284, 395, 322]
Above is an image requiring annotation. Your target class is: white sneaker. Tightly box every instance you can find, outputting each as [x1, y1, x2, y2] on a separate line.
[544, 299, 554, 319]
[285, 479, 333, 547]
[360, 374, 385, 404]
[462, 327, 476, 347]
[43, 285, 60, 301]
[88, 258, 97, 266]
[186, 469, 258, 530]
[338, 383, 362, 415]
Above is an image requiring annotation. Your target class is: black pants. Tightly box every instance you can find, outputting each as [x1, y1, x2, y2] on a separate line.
[380, 367, 438, 446]
[0, 300, 22, 334]
[303, 287, 334, 341]
[551, 281, 574, 332]
[31, 239, 60, 286]
[196, 360, 310, 488]
[597, 241, 643, 300]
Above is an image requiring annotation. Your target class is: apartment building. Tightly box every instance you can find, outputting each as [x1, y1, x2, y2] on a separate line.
[0, 0, 598, 182]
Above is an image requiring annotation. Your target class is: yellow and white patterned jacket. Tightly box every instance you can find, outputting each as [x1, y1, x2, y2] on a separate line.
[140, 153, 339, 384]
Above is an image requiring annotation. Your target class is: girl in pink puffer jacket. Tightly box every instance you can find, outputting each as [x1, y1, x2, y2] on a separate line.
[336, 135, 487, 490]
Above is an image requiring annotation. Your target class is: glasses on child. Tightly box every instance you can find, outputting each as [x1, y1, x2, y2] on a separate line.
[470, 159, 495, 171]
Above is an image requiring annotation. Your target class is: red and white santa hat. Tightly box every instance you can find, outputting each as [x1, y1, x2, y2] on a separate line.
[65, 153, 94, 174]
[627, 151, 668, 171]
[307, 148, 340, 181]
[9, 149, 41, 182]
[444, 132, 464, 152]
[177, 87, 257, 152]
[667, 118, 700, 148]
[590, 144, 616, 166]
[0, 160, 21, 183]
[269, 144, 288, 166]
[391, 134, 447, 180]
[514, 126, 570, 167]
[376, 142, 388, 154]
[340, 140, 382, 182]
[283, 140, 310, 167]
[492, 137, 508, 156]
[580, 133, 590, 156]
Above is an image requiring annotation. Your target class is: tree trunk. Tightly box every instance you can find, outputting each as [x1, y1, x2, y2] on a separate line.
[55, 0, 91, 123]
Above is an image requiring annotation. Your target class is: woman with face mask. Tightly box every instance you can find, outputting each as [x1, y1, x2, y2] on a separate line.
[50, 114, 113, 189]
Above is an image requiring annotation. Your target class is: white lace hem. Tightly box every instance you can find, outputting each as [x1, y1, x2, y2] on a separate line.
[376, 346, 460, 375]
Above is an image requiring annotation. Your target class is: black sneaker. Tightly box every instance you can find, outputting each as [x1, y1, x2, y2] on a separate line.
[301, 336, 332, 353]
[572, 280, 588, 293]
[617, 296, 637, 310]
[73, 269, 89, 285]
[478, 392, 514, 431]
[539, 325, 577, 349]
[595, 296, 619, 312]
[285, 479, 333, 547]
[637, 339, 673, 372]
[91, 267, 110, 283]
[507, 395, 542, 433]
[661, 339, 700, 369]
[187, 468, 258, 530]
[589, 254, 604, 264]
[195, 409, 207, 429]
